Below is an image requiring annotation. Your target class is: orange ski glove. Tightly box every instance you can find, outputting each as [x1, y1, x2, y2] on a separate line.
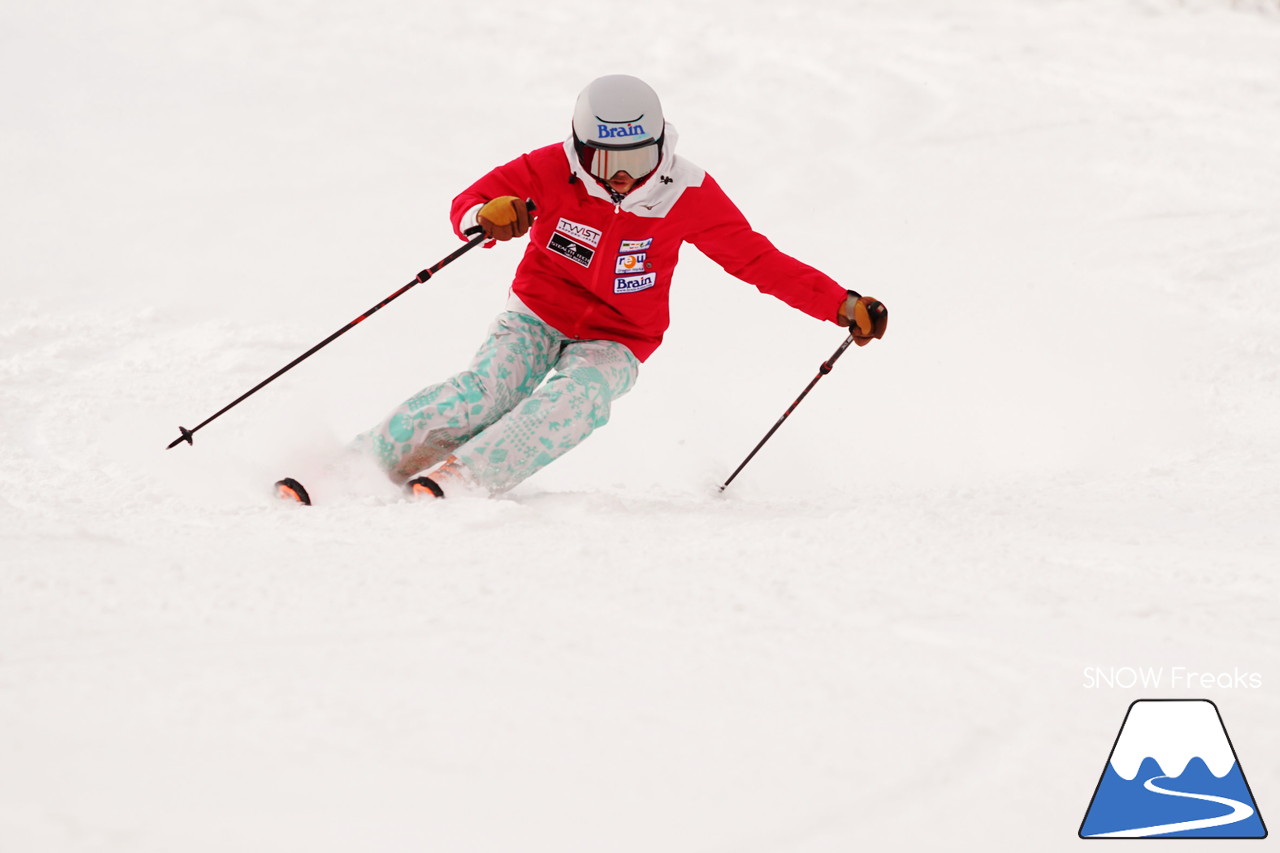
[477, 196, 532, 241]
[837, 291, 888, 346]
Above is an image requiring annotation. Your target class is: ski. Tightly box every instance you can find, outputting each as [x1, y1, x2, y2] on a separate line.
[274, 477, 311, 505]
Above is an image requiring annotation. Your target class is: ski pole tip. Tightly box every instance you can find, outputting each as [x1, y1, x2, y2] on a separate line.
[166, 426, 194, 449]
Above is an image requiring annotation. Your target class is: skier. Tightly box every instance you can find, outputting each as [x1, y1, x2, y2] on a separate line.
[280, 74, 886, 504]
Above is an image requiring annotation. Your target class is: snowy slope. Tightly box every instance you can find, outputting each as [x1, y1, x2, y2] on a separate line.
[2, 1, 1279, 850]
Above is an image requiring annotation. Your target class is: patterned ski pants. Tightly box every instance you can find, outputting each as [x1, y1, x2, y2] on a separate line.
[363, 312, 639, 495]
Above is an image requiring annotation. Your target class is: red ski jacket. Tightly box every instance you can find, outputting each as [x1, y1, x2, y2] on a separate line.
[450, 129, 847, 361]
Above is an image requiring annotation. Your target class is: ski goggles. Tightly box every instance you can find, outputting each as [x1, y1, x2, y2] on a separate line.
[580, 138, 662, 182]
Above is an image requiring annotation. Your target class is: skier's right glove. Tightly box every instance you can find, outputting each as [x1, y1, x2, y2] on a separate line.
[838, 291, 888, 346]
[477, 196, 532, 241]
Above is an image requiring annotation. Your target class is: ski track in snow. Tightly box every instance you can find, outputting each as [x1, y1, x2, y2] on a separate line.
[3, 1, 1280, 851]
[1085, 775, 1256, 838]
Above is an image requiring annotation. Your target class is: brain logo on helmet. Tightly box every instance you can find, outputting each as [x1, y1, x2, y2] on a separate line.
[596, 120, 648, 141]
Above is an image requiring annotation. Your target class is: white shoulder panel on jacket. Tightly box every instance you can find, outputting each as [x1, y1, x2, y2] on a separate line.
[561, 123, 706, 219]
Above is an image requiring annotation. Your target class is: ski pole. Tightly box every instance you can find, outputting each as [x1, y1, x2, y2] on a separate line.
[166, 206, 532, 450]
[719, 330, 858, 492]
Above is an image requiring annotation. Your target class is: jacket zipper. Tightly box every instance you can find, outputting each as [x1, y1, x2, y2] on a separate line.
[572, 204, 623, 339]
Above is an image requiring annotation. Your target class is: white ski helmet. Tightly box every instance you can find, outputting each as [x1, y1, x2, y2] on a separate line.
[572, 75, 665, 185]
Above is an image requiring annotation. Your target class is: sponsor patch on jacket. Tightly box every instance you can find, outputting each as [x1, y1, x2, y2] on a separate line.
[619, 238, 652, 252]
[614, 273, 657, 294]
[615, 253, 646, 274]
[555, 218, 602, 248]
[548, 233, 595, 268]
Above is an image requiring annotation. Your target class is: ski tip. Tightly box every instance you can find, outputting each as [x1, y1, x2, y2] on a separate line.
[274, 477, 312, 506]
[406, 476, 445, 499]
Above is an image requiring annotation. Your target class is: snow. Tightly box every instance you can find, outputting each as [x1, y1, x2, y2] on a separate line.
[3, 0, 1279, 850]
[1109, 700, 1236, 780]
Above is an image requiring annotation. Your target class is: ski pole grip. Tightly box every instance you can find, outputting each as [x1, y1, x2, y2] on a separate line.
[462, 198, 537, 238]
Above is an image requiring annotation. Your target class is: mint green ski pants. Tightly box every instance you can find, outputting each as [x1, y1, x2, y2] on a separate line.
[364, 312, 639, 495]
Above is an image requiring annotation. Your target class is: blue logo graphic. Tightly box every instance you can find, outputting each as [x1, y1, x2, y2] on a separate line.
[1080, 699, 1266, 838]
[596, 122, 647, 140]
[614, 273, 656, 294]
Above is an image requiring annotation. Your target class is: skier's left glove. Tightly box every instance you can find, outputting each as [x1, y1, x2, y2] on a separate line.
[838, 291, 888, 346]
